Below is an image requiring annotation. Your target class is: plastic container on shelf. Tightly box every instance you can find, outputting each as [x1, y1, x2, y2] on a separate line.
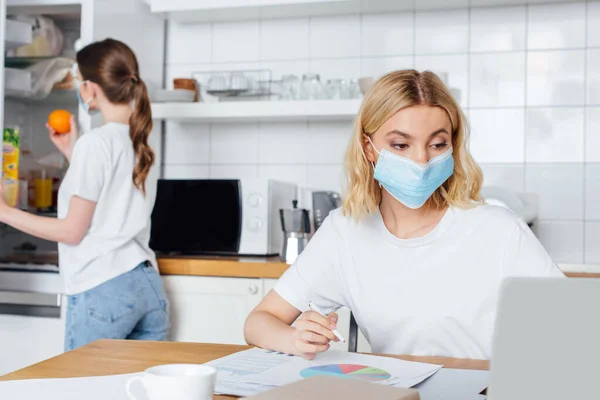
[6, 15, 63, 57]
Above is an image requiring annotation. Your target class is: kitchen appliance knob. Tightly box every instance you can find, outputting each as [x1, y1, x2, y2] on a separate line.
[248, 193, 263, 207]
[247, 218, 263, 232]
[247, 285, 258, 295]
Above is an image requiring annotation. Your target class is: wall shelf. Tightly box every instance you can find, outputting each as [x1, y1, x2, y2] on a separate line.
[151, 99, 361, 123]
[146, 0, 580, 23]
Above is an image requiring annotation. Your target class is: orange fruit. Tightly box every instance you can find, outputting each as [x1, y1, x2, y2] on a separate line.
[48, 110, 71, 134]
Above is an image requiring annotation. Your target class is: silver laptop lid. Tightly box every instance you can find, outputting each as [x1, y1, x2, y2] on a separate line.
[488, 277, 600, 400]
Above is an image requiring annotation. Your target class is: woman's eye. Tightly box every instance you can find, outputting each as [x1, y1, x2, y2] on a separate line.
[432, 142, 448, 150]
[392, 143, 409, 150]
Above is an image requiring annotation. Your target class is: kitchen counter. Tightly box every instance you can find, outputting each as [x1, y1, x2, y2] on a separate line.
[157, 256, 289, 279]
[0, 253, 290, 279]
[157, 259, 600, 279]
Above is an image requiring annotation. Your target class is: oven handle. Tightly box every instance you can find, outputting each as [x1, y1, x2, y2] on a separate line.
[0, 290, 61, 308]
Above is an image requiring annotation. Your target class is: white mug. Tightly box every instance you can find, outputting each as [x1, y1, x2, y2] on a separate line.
[126, 364, 217, 400]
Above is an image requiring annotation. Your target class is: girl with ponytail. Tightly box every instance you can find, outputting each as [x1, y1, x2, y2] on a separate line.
[0, 38, 170, 350]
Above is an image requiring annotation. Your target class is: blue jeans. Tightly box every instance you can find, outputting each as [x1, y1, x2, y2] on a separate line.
[64, 262, 170, 352]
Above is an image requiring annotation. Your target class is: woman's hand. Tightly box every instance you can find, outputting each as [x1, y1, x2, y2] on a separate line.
[293, 311, 339, 360]
[47, 115, 78, 162]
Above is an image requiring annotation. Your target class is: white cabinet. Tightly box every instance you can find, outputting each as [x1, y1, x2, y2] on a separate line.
[262, 278, 277, 295]
[146, 0, 356, 23]
[0, 305, 66, 375]
[145, 0, 576, 23]
[0, 272, 66, 376]
[163, 275, 263, 345]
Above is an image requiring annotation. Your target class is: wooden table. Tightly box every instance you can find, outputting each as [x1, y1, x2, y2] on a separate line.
[0, 340, 489, 399]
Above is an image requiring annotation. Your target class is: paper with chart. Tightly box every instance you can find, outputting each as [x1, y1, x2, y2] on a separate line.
[239, 350, 442, 388]
[204, 347, 298, 396]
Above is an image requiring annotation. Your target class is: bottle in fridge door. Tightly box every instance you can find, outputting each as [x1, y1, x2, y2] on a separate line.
[2, 127, 21, 207]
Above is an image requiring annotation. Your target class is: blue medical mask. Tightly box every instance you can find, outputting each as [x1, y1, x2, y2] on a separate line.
[72, 63, 95, 115]
[75, 87, 92, 113]
[368, 137, 454, 209]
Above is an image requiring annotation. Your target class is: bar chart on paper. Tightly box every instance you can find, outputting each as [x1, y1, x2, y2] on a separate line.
[300, 364, 392, 382]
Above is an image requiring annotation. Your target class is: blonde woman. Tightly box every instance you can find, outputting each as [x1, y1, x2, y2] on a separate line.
[244, 70, 563, 360]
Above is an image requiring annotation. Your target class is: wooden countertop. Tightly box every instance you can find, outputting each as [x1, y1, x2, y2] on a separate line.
[157, 256, 290, 279]
[157, 257, 600, 280]
[0, 340, 489, 399]
[0, 253, 292, 279]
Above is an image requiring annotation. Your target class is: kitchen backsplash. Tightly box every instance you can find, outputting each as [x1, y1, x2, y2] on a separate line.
[163, 1, 600, 264]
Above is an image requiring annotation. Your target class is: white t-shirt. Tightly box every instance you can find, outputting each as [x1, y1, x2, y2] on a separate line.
[58, 123, 157, 295]
[274, 205, 564, 359]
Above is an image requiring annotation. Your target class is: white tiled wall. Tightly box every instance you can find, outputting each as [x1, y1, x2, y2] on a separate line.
[164, 1, 600, 264]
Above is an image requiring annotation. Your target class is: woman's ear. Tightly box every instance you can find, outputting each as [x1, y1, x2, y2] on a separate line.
[362, 134, 377, 163]
[86, 81, 105, 108]
[88, 81, 101, 100]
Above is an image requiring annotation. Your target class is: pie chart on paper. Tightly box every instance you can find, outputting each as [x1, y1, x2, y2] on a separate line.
[299, 364, 391, 382]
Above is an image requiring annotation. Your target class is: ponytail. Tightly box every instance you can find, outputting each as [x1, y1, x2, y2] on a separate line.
[76, 38, 155, 195]
[129, 79, 155, 195]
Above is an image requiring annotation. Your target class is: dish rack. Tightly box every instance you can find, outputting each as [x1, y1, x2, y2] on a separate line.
[192, 69, 274, 101]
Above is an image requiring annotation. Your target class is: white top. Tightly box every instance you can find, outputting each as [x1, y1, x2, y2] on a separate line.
[274, 205, 564, 359]
[58, 123, 156, 295]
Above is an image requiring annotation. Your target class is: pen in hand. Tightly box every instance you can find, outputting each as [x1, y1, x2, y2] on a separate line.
[308, 301, 346, 343]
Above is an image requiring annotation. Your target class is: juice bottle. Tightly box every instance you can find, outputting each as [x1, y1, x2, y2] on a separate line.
[2, 127, 20, 207]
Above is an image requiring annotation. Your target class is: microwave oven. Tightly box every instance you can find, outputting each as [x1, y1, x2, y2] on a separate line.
[150, 179, 297, 256]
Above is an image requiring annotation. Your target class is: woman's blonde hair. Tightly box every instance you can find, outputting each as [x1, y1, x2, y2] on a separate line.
[343, 69, 483, 220]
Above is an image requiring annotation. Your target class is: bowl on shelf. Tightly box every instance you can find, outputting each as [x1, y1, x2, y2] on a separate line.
[173, 78, 199, 102]
[358, 77, 375, 96]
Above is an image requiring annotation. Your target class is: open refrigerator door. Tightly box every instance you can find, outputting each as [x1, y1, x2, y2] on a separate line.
[0, 0, 94, 260]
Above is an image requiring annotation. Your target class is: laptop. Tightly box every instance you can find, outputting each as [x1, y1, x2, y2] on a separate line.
[487, 277, 600, 400]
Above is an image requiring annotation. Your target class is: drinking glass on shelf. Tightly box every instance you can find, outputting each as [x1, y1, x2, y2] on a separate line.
[207, 74, 228, 93]
[281, 74, 299, 100]
[229, 72, 249, 92]
[299, 73, 324, 101]
[270, 80, 283, 100]
[347, 79, 362, 99]
[34, 170, 52, 211]
[326, 79, 344, 100]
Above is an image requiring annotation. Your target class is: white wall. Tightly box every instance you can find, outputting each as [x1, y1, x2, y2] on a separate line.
[163, 1, 600, 264]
